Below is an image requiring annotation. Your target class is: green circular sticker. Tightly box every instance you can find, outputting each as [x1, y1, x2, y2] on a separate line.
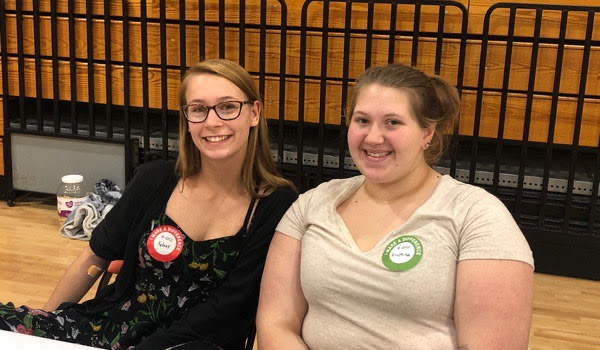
[382, 235, 423, 271]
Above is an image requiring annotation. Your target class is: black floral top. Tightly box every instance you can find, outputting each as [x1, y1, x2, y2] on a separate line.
[1, 161, 298, 349]
[0, 212, 246, 349]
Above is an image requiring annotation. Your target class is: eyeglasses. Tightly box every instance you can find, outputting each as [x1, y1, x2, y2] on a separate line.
[181, 100, 253, 123]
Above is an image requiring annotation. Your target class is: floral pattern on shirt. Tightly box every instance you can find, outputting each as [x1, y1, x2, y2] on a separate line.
[0, 213, 243, 349]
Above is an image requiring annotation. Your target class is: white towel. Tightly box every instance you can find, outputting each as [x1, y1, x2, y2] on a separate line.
[60, 203, 102, 240]
[59, 179, 122, 241]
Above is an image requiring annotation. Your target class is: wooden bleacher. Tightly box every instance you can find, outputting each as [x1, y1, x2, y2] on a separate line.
[1, 0, 599, 160]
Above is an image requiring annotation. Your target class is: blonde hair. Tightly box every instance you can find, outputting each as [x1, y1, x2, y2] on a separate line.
[176, 59, 293, 197]
[347, 64, 460, 165]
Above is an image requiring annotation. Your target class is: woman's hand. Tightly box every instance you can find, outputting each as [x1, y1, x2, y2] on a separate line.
[454, 259, 534, 350]
[257, 232, 308, 350]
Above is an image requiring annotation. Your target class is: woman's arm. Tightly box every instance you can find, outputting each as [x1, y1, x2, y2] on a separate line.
[256, 232, 308, 350]
[45, 163, 165, 311]
[454, 259, 534, 350]
[43, 246, 109, 311]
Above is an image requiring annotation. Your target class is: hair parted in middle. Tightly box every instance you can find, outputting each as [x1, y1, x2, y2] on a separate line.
[175, 59, 293, 197]
[346, 63, 460, 165]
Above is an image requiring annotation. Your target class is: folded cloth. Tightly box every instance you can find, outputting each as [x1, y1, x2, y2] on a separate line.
[60, 203, 102, 240]
[60, 179, 122, 240]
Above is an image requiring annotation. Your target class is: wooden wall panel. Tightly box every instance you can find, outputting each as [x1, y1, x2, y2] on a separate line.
[3, 54, 599, 147]
[2, 55, 346, 125]
[6, 0, 597, 37]
[4, 0, 467, 30]
[4, 15, 285, 70]
[4, 0, 284, 26]
[2, 0, 598, 148]
[4, 13, 465, 72]
[9, 14, 600, 96]
[5, 15, 123, 62]
[3, 57, 180, 110]
[459, 90, 600, 147]
[4, 0, 122, 16]
[462, 41, 600, 95]
[284, 1, 468, 32]
[468, 0, 600, 39]
[4, 14, 461, 80]
[263, 77, 346, 124]
[264, 79, 600, 147]
[281, 34, 462, 84]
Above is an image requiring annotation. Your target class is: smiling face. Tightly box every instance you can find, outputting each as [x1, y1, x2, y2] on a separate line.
[185, 73, 260, 166]
[348, 84, 435, 185]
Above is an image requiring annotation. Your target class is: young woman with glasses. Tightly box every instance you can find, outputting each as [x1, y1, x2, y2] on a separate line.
[0, 59, 297, 350]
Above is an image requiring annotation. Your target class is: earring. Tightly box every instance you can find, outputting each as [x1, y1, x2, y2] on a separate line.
[424, 143, 430, 150]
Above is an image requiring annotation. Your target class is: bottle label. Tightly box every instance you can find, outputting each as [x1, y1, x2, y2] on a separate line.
[57, 195, 87, 219]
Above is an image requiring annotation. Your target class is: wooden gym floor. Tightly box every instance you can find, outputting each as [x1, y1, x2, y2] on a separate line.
[0, 193, 599, 349]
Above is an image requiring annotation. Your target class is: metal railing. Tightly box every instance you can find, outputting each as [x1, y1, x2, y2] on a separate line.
[472, 3, 600, 237]
[1, 0, 599, 277]
[292, 0, 468, 188]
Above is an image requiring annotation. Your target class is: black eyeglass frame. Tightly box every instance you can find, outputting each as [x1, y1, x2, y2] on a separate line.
[180, 100, 254, 123]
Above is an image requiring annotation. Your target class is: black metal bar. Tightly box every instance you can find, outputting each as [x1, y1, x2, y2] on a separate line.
[33, 0, 43, 131]
[387, 0, 397, 64]
[487, 2, 600, 12]
[86, 0, 95, 137]
[589, 134, 600, 235]
[239, 0, 246, 67]
[122, 0, 132, 181]
[0, 0, 8, 116]
[179, 0, 187, 77]
[562, 10, 595, 233]
[104, 0, 113, 138]
[411, 2, 421, 66]
[470, 5, 493, 185]
[141, 0, 150, 163]
[0, 0, 12, 191]
[365, 0, 374, 69]
[317, 0, 331, 183]
[492, 7, 516, 194]
[339, 0, 353, 177]
[51, 0, 60, 133]
[16, 0, 25, 130]
[160, 0, 168, 160]
[68, 0, 77, 134]
[218, 0, 225, 58]
[450, 3, 468, 178]
[515, 8, 542, 218]
[433, 5, 445, 75]
[259, 0, 267, 97]
[199, 0, 205, 60]
[538, 10, 568, 229]
[297, 1, 311, 188]
[277, 0, 288, 169]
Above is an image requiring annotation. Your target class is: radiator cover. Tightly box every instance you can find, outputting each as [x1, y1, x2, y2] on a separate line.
[10, 133, 126, 194]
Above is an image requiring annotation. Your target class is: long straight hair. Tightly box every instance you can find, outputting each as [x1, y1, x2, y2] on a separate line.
[176, 59, 294, 197]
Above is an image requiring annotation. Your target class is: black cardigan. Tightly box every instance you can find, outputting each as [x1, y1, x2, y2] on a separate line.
[84, 160, 296, 349]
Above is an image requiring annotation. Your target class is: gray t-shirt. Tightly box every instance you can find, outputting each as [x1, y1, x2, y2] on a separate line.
[276, 175, 534, 350]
